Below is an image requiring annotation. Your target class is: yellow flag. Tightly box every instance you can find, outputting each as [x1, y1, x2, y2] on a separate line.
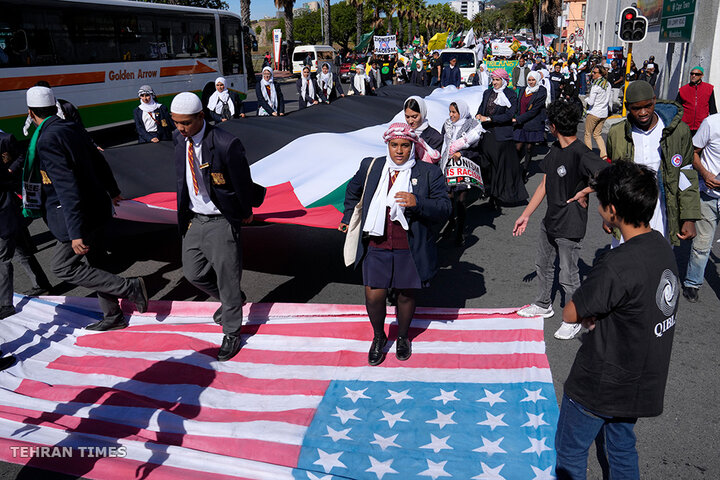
[510, 39, 521, 52]
[428, 32, 449, 51]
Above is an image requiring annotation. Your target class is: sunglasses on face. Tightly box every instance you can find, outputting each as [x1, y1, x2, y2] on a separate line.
[690, 72, 703, 76]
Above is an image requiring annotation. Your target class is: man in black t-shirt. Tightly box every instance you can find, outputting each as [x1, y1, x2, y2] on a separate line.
[513, 100, 607, 339]
[555, 161, 679, 480]
[429, 51, 442, 87]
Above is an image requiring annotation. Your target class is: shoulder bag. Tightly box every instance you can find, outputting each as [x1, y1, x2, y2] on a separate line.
[343, 157, 378, 267]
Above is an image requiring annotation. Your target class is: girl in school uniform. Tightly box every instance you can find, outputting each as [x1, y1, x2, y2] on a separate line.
[133, 85, 174, 143]
[255, 67, 285, 116]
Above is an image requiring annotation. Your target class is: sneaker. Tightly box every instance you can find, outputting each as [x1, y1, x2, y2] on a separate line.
[682, 286, 699, 303]
[554, 322, 582, 340]
[517, 304, 555, 318]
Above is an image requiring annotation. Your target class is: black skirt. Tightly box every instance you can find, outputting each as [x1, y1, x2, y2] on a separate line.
[481, 129, 529, 205]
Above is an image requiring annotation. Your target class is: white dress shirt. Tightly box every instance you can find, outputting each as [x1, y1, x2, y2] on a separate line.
[143, 111, 158, 133]
[632, 116, 667, 237]
[185, 121, 221, 215]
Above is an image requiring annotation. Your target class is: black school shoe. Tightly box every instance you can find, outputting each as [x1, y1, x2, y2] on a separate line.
[218, 335, 242, 362]
[86, 316, 128, 331]
[130, 277, 149, 314]
[396, 336, 412, 361]
[0, 355, 16, 371]
[368, 334, 388, 366]
[682, 286, 699, 303]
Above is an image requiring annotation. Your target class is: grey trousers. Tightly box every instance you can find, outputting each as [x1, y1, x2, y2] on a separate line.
[0, 226, 51, 307]
[51, 230, 134, 322]
[182, 214, 243, 336]
[534, 222, 583, 309]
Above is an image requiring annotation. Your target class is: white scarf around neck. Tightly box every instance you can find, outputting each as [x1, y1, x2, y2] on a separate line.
[260, 67, 278, 114]
[139, 98, 160, 113]
[525, 71, 542, 95]
[207, 89, 235, 115]
[319, 63, 334, 95]
[300, 74, 316, 104]
[492, 79, 512, 108]
[363, 152, 416, 236]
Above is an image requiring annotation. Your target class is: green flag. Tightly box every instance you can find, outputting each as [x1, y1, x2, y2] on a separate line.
[354, 31, 374, 52]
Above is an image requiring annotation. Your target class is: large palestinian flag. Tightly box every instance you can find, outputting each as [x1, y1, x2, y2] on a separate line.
[109, 85, 488, 229]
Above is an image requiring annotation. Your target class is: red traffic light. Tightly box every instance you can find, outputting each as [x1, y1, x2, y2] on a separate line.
[625, 13, 634, 20]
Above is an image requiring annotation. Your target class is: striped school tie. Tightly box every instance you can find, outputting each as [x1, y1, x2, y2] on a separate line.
[187, 139, 199, 195]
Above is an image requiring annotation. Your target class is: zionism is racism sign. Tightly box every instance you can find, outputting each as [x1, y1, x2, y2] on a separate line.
[445, 156, 485, 190]
[374, 35, 397, 54]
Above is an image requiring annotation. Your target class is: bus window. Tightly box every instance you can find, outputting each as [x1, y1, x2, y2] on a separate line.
[117, 15, 156, 61]
[64, 10, 119, 64]
[221, 19, 243, 75]
[187, 21, 216, 58]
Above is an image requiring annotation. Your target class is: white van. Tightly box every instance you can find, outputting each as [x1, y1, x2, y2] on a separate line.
[439, 48, 478, 86]
[292, 45, 337, 75]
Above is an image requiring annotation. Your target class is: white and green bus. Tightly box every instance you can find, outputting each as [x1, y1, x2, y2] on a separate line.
[0, 0, 248, 138]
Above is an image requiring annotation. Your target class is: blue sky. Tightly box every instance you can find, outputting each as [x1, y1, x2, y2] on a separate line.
[227, 0, 444, 22]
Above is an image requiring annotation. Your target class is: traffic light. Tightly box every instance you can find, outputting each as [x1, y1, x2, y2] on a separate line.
[618, 7, 648, 42]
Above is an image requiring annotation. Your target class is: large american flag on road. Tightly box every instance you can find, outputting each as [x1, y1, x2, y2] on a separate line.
[0, 295, 558, 479]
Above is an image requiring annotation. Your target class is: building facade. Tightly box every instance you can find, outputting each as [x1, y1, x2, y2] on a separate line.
[450, 0, 484, 21]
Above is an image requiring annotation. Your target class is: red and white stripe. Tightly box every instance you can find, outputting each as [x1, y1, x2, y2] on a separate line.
[0, 295, 550, 479]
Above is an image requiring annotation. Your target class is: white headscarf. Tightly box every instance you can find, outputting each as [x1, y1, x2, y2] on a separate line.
[491, 78, 512, 108]
[207, 77, 235, 116]
[404, 96, 429, 135]
[300, 67, 315, 104]
[138, 85, 160, 113]
[441, 100, 472, 169]
[525, 71, 542, 95]
[475, 63, 489, 87]
[318, 62, 334, 96]
[259, 66, 278, 115]
[539, 68, 552, 106]
[353, 66, 367, 95]
[415, 60, 424, 71]
[363, 149, 416, 236]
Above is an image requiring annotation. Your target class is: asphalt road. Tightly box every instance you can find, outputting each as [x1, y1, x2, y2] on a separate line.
[3, 82, 719, 479]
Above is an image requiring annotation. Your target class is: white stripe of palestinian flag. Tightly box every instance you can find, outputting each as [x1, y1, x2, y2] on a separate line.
[250, 86, 488, 206]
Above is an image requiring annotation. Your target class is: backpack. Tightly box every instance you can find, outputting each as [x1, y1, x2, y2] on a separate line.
[220, 99, 232, 120]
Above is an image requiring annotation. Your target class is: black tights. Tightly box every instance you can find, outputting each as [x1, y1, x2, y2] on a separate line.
[515, 142, 533, 173]
[451, 190, 467, 231]
[365, 286, 417, 338]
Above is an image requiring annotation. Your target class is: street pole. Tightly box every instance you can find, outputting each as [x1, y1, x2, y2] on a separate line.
[319, 2, 324, 42]
[622, 42, 632, 117]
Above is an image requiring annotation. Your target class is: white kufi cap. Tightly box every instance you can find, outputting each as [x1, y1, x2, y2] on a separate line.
[171, 92, 203, 114]
[215, 76, 226, 85]
[26, 86, 56, 108]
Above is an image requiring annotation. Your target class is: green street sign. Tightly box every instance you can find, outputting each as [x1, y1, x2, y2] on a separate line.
[659, 0, 696, 43]
[662, 0, 695, 17]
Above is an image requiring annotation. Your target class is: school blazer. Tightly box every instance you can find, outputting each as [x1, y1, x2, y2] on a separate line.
[515, 86, 547, 132]
[477, 87, 518, 142]
[296, 78, 322, 108]
[342, 156, 451, 282]
[255, 81, 285, 115]
[36, 116, 120, 242]
[133, 104, 175, 143]
[173, 125, 262, 235]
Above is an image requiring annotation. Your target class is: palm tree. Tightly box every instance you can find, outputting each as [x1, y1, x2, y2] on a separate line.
[239, 0, 255, 82]
[274, 0, 295, 58]
[345, 0, 364, 45]
[322, 0, 331, 45]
